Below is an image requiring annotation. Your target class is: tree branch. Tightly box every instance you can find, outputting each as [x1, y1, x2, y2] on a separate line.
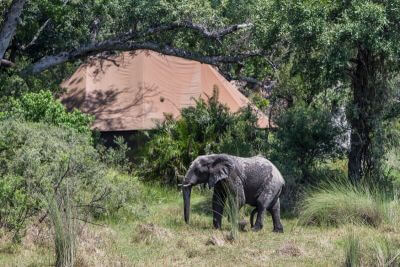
[120, 21, 253, 42]
[22, 0, 70, 50]
[0, 0, 27, 61]
[0, 58, 15, 67]
[22, 39, 263, 75]
[222, 71, 277, 94]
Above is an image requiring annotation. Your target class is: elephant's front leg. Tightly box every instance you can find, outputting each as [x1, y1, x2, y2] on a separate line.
[212, 183, 226, 229]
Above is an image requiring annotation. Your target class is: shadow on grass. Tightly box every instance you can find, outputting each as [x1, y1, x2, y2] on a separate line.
[191, 198, 213, 217]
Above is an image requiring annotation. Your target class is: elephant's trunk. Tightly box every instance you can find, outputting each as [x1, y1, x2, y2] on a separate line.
[183, 185, 192, 224]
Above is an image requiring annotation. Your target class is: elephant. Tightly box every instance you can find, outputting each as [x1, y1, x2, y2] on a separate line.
[182, 154, 285, 232]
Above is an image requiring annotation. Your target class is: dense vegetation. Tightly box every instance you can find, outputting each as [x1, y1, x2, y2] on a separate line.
[1, 0, 400, 266]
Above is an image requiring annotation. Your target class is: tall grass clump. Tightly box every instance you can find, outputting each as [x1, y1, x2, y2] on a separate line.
[47, 187, 76, 267]
[342, 230, 400, 266]
[371, 238, 400, 266]
[344, 231, 361, 267]
[224, 187, 240, 241]
[299, 181, 387, 227]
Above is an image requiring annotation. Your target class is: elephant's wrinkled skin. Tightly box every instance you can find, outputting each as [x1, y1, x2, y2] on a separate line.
[182, 154, 285, 232]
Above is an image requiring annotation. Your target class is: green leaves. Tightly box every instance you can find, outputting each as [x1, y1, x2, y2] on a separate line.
[140, 90, 267, 185]
[2, 90, 93, 137]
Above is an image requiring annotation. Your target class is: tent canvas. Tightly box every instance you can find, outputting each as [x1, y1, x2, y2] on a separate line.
[61, 50, 269, 131]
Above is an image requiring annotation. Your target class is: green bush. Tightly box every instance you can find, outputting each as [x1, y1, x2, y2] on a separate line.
[0, 90, 93, 137]
[96, 136, 133, 173]
[273, 104, 346, 185]
[299, 182, 389, 227]
[140, 89, 268, 185]
[0, 120, 134, 239]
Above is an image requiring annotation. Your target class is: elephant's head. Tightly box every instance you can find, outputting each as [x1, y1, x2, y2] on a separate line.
[182, 154, 233, 224]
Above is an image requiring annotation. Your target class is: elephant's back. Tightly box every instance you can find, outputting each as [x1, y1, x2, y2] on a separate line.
[240, 156, 285, 204]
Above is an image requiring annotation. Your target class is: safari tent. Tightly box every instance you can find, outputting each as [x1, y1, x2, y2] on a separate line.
[61, 50, 269, 132]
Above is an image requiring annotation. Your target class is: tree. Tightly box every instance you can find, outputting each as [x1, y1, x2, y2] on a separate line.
[271, 0, 400, 183]
[0, 0, 268, 80]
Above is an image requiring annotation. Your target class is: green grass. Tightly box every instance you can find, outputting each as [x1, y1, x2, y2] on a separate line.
[2, 179, 400, 266]
[343, 230, 361, 267]
[298, 181, 394, 227]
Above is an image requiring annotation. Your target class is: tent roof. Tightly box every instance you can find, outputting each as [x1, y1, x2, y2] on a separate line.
[61, 50, 269, 131]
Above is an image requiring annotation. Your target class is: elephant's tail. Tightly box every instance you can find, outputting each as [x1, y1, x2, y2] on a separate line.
[280, 183, 285, 197]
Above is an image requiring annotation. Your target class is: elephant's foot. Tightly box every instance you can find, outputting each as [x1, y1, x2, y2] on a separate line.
[239, 220, 248, 232]
[252, 224, 263, 232]
[273, 227, 284, 233]
[213, 220, 222, 229]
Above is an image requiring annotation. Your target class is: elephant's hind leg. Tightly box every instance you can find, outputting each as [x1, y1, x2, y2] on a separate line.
[268, 198, 283, 233]
[252, 190, 276, 231]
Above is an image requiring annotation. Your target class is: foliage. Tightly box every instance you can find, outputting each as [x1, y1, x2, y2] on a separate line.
[140, 89, 268, 185]
[97, 170, 141, 220]
[298, 181, 395, 228]
[96, 136, 133, 173]
[268, 0, 400, 183]
[1, 90, 93, 137]
[0, 120, 132, 239]
[272, 103, 346, 186]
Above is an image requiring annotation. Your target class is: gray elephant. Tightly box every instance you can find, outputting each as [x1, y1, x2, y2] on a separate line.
[182, 154, 285, 232]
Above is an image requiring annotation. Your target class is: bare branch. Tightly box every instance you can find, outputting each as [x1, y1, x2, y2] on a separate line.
[0, 0, 27, 61]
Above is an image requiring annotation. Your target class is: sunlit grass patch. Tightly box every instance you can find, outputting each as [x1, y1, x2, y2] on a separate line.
[299, 182, 391, 227]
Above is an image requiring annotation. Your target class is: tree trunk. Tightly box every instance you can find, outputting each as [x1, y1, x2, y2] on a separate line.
[348, 48, 371, 183]
[0, 0, 27, 61]
[348, 47, 387, 183]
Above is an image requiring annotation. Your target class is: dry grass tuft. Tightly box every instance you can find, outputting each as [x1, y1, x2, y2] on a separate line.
[132, 223, 173, 244]
[23, 221, 52, 250]
[275, 241, 303, 257]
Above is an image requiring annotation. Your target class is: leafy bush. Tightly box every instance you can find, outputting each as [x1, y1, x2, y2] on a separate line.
[96, 136, 133, 173]
[0, 90, 93, 137]
[299, 182, 389, 227]
[273, 104, 346, 185]
[140, 89, 268, 185]
[97, 170, 141, 219]
[0, 120, 134, 239]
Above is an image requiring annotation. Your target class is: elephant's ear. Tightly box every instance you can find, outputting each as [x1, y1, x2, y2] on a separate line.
[208, 157, 233, 188]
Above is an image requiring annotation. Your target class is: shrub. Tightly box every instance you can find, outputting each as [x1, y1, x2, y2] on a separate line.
[1, 90, 93, 137]
[299, 182, 387, 227]
[96, 136, 133, 173]
[0, 120, 132, 239]
[272, 104, 346, 185]
[140, 89, 268, 185]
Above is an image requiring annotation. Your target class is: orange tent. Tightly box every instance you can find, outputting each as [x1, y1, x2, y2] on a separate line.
[61, 50, 268, 131]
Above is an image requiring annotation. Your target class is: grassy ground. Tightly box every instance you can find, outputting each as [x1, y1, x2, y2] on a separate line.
[1, 182, 400, 266]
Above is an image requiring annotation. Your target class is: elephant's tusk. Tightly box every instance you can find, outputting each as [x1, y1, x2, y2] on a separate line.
[182, 184, 191, 187]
